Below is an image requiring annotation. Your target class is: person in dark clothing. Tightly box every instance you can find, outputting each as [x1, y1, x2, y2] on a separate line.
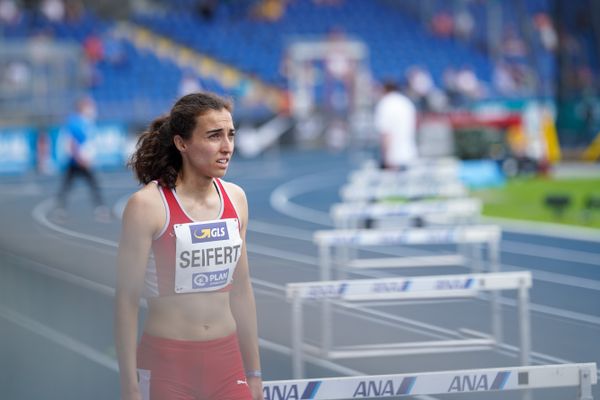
[55, 95, 110, 222]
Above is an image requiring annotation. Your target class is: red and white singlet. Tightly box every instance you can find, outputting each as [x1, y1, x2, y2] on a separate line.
[144, 178, 242, 297]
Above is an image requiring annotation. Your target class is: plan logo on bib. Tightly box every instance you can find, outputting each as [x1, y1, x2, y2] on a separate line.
[189, 222, 229, 243]
[192, 269, 229, 289]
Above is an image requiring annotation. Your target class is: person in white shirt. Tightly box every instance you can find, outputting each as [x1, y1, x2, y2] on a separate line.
[374, 80, 418, 170]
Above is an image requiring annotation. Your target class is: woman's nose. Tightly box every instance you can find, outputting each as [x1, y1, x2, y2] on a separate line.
[221, 136, 234, 152]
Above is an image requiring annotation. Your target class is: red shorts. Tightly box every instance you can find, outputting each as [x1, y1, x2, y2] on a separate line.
[136, 333, 252, 400]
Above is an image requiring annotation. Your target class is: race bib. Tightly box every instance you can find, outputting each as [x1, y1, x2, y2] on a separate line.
[173, 218, 242, 293]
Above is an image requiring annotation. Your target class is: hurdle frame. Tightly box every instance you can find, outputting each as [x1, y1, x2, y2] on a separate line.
[339, 180, 468, 202]
[349, 157, 461, 182]
[263, 363, 597, 400]
[331, 198, 483, 229]
[348, 162, 460, 186]
[315, 225, 501, 286]
[287, 271, 532, 380]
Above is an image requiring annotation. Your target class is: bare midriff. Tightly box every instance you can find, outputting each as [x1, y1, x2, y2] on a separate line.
[143, 291, 236, 341]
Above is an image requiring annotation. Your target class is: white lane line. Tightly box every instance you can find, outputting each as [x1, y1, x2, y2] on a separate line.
[270, 171, 600, 263]
[0, 304, 119, 372]
[270, 171, 337, 226]
[502, 239, 600, 266]
[502, 263, 600, 291]
[7, 254, 440, 399]
[26, 199, 377, 378]
[0, 182, 43, 195]
[251, 218, 600, 292]
[482, 216, 600, 243]
[250, 219, 600, 325]
[29, 187, 600, 383]
[32, 198, 117, 248]
[34, 194, 600, 324]
[252, 220, 314, 241]
[251, 243, 319, 266]
[9, 251, 599, 388]
[2, 250, 371, 380]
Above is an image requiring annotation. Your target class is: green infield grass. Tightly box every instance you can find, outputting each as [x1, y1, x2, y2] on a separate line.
[471, 177, 600, 229]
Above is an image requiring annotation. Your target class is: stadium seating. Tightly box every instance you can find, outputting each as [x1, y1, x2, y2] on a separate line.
[2, 0, 597, 126]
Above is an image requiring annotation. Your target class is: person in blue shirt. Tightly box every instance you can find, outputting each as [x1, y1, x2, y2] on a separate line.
[55, 96, 110, 221]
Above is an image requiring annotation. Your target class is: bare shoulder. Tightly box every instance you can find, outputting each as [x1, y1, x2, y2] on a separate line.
[221, 180, 247, 207]
[123, 183, 164, 232]
[128, 182, 163, 209]
[221, 180, 248, 226]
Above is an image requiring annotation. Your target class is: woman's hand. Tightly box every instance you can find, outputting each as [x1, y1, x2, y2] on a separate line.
[247, 376, 264, 400]
[120, 384, 143, 400]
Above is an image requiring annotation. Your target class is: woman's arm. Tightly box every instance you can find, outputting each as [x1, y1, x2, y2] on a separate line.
[229, 184, 264, 400]
[114, 188, 160, 400]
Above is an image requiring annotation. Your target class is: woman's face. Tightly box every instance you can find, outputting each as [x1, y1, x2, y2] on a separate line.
[176, 108, 235, 179]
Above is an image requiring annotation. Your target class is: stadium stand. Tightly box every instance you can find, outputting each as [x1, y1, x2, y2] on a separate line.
[1, 0, 598, 146]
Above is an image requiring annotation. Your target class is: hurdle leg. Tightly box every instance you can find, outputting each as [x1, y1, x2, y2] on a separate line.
[336, 218, 358, 280]
[335, 244, 348, 280]
[489, 238, 500, 273]
[519, 280, 532, 400]
[578, 366, 594, 400]
[489, 239, 503, 350]
[458, 241, 468, 271]
[319, 244, 332, 281]
[491, 287, 503, 348]
[292, 296, 304, 379]
[319, 244, 333, 358]
[471, 242, 482, 273]
[518, 281, 531, 366]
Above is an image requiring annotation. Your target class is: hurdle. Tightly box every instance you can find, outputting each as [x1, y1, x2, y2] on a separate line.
[263, 363, 597, 400]
[287, 271, 532, 379]
[331, 198, 483, 229]
[349, 162, 459, 184]
[350, 157, 461, 180]
[314, 225, 501, 281]
[340, 180, 468, 202]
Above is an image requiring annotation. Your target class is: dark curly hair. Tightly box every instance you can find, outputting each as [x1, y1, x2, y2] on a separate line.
[129, 92, 233, 188]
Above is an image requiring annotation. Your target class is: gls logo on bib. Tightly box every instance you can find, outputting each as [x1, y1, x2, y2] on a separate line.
[189, 222, 229, 243]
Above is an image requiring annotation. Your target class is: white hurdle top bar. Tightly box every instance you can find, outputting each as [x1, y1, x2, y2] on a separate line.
[314, 225, 500, 247]
[349, 163, 459, 182]
[263, 363, 597, 399]
[286, 271, 531, 302]
[340, 181, 467, 202]
[331, 198, 482, 221]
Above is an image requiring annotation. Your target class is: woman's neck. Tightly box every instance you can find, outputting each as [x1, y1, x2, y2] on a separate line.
[176, 173, 215, 200]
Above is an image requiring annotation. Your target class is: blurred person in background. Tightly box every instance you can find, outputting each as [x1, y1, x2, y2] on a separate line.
[40, 0, 64, 22]
[55, 95, 110, 222]
[115, 92, 263, 400]
[0, 0, 21, 25]
[374, 79, 418, 170]
[405, 65, 448, 111]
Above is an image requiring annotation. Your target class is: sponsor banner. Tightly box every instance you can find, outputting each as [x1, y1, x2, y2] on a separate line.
[47, 122, 128, 172]
[262, 372, 517, 399]
[341, 182, 467, 201]
[263, 363, 596, 399]
[332, 198, 482, 219]
[288, 271, 531, 300]
[291, 275, 479, 300]
[0, 127, 36, 175]
[314, 225, 500, 246]
[262, 372, 512, 399]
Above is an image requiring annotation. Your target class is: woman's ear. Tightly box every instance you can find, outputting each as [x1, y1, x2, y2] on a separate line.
[173, 135, 186, 152]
